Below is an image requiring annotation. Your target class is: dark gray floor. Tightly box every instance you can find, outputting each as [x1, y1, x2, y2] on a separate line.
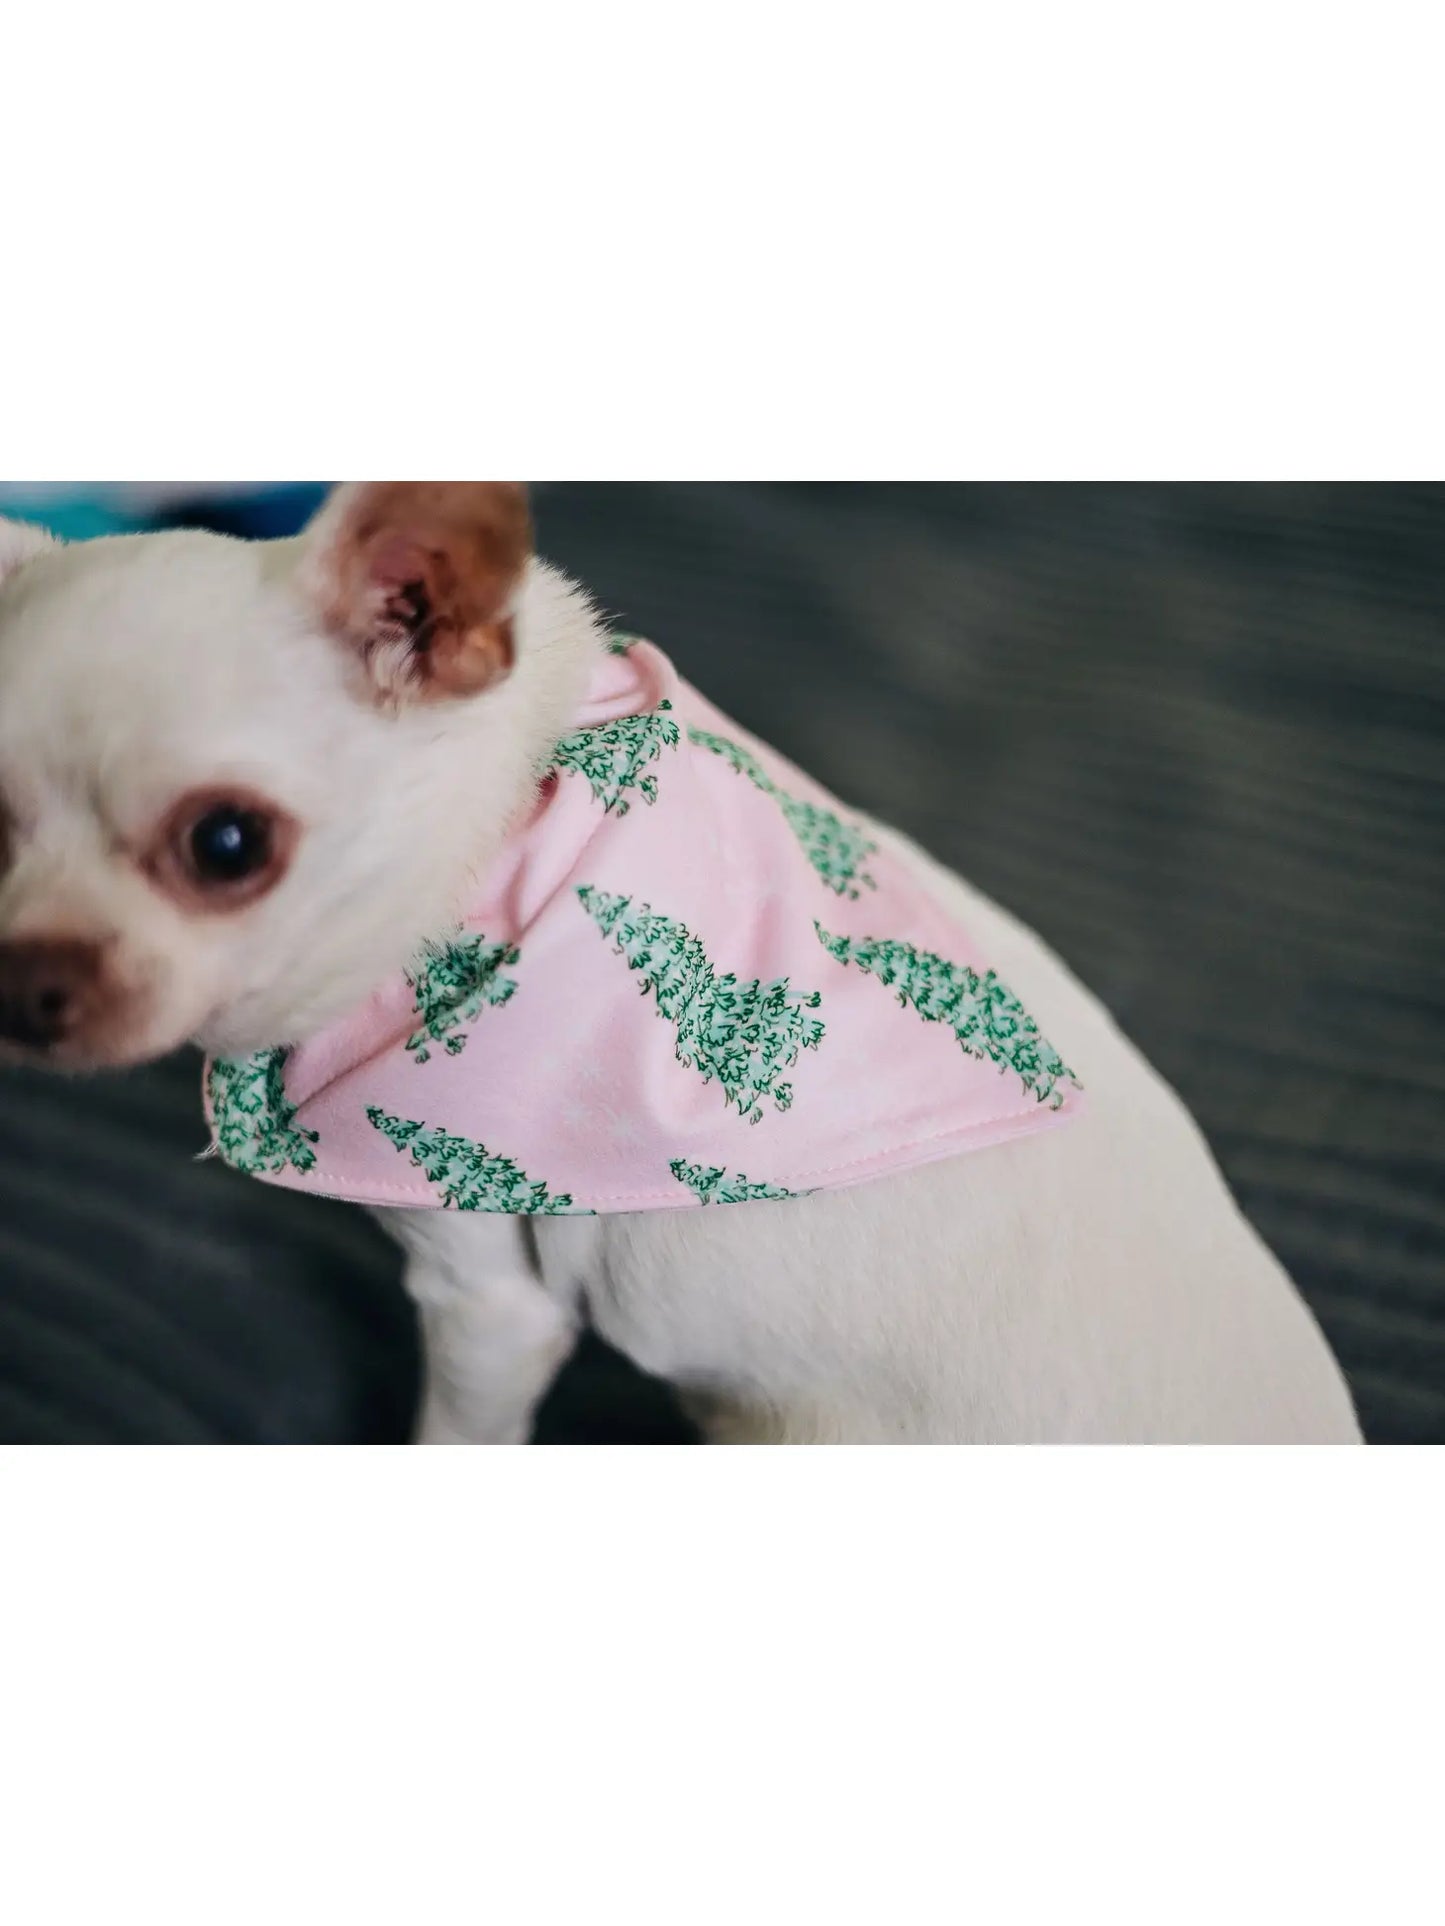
[2, 484, 1441, 1442]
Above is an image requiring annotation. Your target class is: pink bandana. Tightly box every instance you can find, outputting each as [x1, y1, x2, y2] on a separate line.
[205, 639, 1082, 1214]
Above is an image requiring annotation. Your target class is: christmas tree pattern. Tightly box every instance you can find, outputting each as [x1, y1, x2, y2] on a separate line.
[404, 933, 519, 1063]
[551, 701, 681, 817]
[669, 1158, 797, 1205]
[367, 1107, 583, 1214]
[207, 1047, 319, 1176]
[815, 925, 1080, 1108]
[577, 886, 826, 1124]
[688, 726, 877, 899]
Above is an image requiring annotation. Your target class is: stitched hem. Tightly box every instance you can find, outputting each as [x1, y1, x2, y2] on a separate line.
[215, 1090, 1083, 1213]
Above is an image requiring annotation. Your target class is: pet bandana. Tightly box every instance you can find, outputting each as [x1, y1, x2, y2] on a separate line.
[205, 637, 1083, 1214]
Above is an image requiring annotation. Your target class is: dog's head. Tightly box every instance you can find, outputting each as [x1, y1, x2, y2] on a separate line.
[0, 482, 583, 1070]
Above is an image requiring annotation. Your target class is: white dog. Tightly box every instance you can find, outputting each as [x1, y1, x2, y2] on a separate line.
[0, 485, 1361, 1443]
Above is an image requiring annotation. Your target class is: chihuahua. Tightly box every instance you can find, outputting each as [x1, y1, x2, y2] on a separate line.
[0, 485, 1360, 1443]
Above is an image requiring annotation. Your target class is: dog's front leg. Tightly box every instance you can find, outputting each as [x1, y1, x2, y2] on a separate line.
[386, 1211, 579, 1444]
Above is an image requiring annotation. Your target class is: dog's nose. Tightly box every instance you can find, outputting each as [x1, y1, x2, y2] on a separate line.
[0, 939, 104, 1050]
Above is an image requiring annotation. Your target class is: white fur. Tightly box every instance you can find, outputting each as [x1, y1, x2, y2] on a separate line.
[0, 514, 596, 1061]
[394, 828, 1361, 1444]
[0, 496, 1362, 1443]
[0, 515, 58, 581]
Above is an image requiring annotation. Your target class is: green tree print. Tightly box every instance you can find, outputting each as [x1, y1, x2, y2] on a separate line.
[208, 1047, 319, 1175]
[578, 886, 825, 1124]
[405, 933, 519, 1063]
[688, 726, 877, 899]
[551, 701, 681, 816]
[367, 1107, 582, 1214]
[669, 1158, 796, 1205]
[815, 925, 1080, 1108]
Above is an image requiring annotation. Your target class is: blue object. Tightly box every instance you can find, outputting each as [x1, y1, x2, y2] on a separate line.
[1, 485, 327, 545]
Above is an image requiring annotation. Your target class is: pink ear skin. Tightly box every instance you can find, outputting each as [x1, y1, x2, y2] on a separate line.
[305, 483, 532, 704]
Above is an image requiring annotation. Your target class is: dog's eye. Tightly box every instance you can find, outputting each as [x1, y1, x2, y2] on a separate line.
[144, 789, 296, 910]
[188, 805, 272, 885]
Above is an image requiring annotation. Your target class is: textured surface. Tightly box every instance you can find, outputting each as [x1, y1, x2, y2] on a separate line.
[1, 484, 1441, 1443]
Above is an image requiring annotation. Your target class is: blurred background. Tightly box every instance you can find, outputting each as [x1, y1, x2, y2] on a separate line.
[0, 483, 1441, 1444]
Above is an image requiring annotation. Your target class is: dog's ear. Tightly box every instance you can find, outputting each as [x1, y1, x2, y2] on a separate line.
[0, 517, 59, 587]
[298, 482, 532, 703]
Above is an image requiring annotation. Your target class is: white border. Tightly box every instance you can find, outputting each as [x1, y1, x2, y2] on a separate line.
[3, 1450, 1439, 1925]
[4, 8, 1439, 479]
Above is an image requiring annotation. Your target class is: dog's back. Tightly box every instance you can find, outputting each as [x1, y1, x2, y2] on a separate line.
[557, 823, 1362, 1443]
